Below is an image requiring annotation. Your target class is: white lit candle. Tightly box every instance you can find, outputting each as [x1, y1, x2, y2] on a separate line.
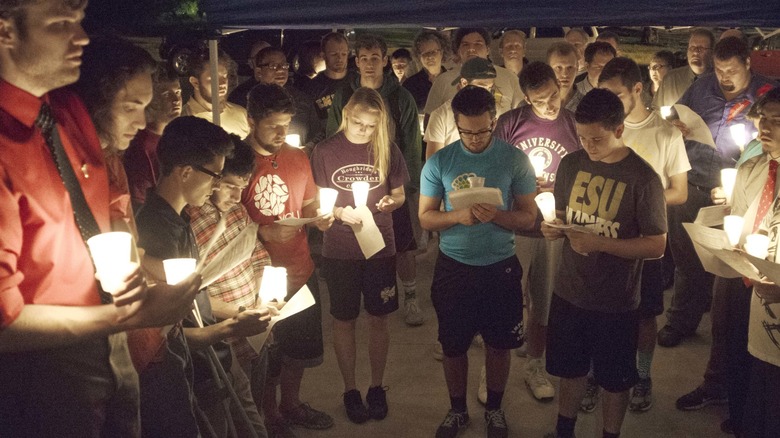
[418, 114, 425, 135]
[163, 258, 196, 285]
[729, 123, 748, 149]
[721, 168, 738, 204]
[535, 192, 557, 223]
[285, 134, 301, 148]
[87, 231, 134, 294]
[258, 266, 288, 303]
[352, 181, 369, 207]
[530, 155, 546, 178]
[723, 215, 744, 247]
[660, 106, 672, 120]
[745, 234, 770, 260]
[319, 188, 338, 214]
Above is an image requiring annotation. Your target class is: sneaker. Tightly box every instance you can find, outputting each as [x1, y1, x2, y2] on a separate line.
[484, 409, 508, 438]
[343, 389, 369, 424]
[628, 377, 653, 412]
[404, 298, 424, 326]
[657, 325, 687, 347]
[524, 359, 555, 401]
[366, 385, 388, 420]
[266, 417, 297, 438]
[281, 402, 334, 429]
[435, 410, 470, 438]
[477, 365, 487, 405]
[433, 343, 444, 361]
[514, 341, 528, 357]
[675, 384, 728, 411]
[580, 377, 600, 413]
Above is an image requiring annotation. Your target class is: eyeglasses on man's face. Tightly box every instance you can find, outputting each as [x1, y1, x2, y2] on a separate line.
[457, 123, 494, 140]
[193, 164, 223, 183]
[259, 63, 290, 71]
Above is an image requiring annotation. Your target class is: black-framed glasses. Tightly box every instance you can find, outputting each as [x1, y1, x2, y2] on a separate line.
[258, 63, 290, 71]
[193, 164, 223, 183]
[457, 121, 495, 140]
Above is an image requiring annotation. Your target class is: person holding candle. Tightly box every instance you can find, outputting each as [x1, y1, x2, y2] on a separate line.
[420, 86, 537, 438]
[0, 1, 200, 435]
[540, 89, 667, 438]
[674, 88, 780, 434]
[660, 36, 777, 352]
[739, 88, 780, 436]
[597, 57, 691, 413]
[312, 87, 409, 424]
[136, 116, 273, 437]
[492, 61, 580, 403]
[189, 135, 275, 437]
[241, 83, 335, 435]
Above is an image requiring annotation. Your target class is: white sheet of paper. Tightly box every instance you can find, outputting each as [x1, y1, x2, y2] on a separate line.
[694, 205, 731, 227]
[710, 248, 763, 281]
[448, 187, 504, 211]
[744, 253, 780, 285]
[275, 216, 322, 227]
[247, 285, 316, 353]
[200, 223, 259, 288]
[674, 104, 716, 148]
[683, 222, 742, 278]
[349, 205, 385, 259]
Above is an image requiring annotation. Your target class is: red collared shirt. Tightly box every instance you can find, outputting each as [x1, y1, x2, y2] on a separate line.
[0, 80, 110, 328]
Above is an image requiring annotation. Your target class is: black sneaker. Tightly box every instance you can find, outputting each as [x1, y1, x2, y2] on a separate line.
[675, 384, 728, 411]
[343, 389, 369, 424]
[484, 409, 508, 438]
[435, 410, 470, 438]
[366, 385, 389, 420]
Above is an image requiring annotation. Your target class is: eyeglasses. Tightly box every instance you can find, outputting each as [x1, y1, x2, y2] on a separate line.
[687, 46, 711, 54]
[649, 64, 669, 71]
[420, 49, 442, 59]
[259, 63, 290, 71]
[457, 122, 494, 140]
[193, 164, 223, 183]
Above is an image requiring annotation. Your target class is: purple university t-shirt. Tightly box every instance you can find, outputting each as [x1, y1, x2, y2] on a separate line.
[311, 132, 409, 260]
[494, 105, 580, 189]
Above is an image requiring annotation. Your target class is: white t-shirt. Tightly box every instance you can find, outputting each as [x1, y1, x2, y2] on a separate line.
[622, 111, 691, 189]
[424, 98, 459, 149]
[183, 98, 250, 138]
[422, 64, 523, 115]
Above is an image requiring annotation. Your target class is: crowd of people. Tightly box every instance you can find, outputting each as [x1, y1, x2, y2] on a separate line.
[0, 1, 779, 438]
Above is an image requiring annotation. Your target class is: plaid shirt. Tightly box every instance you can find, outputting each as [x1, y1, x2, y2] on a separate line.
[189, 201, 271, 360]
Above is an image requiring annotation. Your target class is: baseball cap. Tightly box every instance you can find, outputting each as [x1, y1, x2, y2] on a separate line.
[451, 58, 497, 85]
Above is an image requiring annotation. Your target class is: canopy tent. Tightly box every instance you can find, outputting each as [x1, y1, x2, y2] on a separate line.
[199, 0, 780, 29]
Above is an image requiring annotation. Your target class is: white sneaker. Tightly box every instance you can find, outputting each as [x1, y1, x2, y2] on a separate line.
[404, 298, 424, 326]
[478, 365, 487, 405]
[524, 359, 555, 401]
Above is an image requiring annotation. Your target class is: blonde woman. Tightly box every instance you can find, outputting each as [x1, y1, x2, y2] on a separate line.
[311, 87, 409, 424]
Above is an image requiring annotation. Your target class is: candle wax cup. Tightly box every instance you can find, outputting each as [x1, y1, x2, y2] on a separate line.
[163, 258, 196, 285]
[352, 181, 369, 207]
[723, 215, 744, 247]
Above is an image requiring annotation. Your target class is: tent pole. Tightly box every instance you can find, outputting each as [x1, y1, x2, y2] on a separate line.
[208, 38, 221, 126]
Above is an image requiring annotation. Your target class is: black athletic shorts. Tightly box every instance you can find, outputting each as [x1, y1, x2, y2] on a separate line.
[546, 294, 639, 393]
[431, 251, 524, 358]
[324, 256, 398, 321]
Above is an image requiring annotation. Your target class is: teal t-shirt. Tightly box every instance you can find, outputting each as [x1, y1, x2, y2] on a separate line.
[420, 137, 536, 266]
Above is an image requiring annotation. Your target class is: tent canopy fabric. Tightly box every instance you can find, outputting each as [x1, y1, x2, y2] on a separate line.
[199, 0, 780, 30]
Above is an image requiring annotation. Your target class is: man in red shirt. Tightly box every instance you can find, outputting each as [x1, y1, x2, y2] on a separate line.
[0, 1, 199, 435]
[242, 83, 335, 435]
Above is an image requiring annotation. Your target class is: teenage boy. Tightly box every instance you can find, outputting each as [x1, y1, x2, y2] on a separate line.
[189, 135, 273, 437]
[420, 86, 538, 438]
[327, 33, 424, 326]
[541, 89, 667, 438]
[494, 61, 581, 402]
[241, 83, 334, 435]
[135, 116, 272, 437]
[598, 57, 690, 413]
